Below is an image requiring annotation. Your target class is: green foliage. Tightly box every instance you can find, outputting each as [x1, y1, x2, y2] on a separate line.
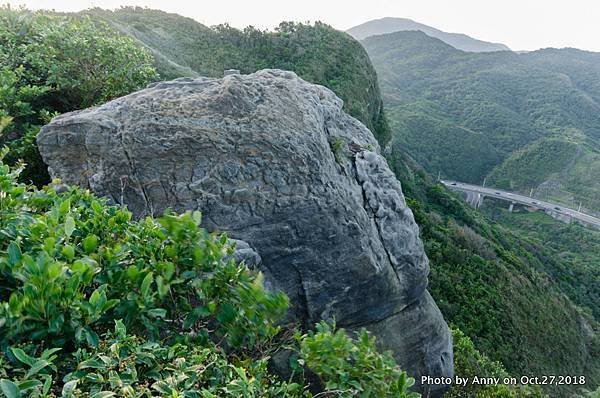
[487, 138, 579, 191]
[298, 322, 418, 398]
[83, 7, 389, 141]
[0, 6, 157, 185]
[0, 148, 287, 350]
[449, 326, 543, 398]
[484, 205, 600, 321]
[330, 137, 345, 164]
[65, 321, 301, 397]
[0, 153, 418, 397]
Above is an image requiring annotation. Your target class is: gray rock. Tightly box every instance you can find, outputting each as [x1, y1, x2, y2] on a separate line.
[226, 239, 262, 269]
[37, 69, 452, 394]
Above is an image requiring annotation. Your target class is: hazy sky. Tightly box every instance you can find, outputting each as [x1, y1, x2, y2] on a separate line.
[7, 0, 600, 51]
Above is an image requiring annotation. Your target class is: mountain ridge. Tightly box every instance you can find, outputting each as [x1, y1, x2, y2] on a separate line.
[348, 17, 510, 52]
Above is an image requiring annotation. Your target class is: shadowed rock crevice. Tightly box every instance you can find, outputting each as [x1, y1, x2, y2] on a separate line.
[38, 69, 452, 395]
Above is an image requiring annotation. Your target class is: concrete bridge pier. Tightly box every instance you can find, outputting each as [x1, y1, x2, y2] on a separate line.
[509, 202, 515, 213]
[465, 191, 484, 208]
[477, 194, 484, 209]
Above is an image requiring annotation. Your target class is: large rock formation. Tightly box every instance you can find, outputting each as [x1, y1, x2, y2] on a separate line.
[38, 69, 452, 394]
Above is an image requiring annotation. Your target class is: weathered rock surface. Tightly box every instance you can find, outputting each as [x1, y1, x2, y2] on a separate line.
[38, 69, 452, 394]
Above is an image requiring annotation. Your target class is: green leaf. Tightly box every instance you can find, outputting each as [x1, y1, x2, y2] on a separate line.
[91, 200, 102, 213]
[0, 379, 21, 398]
[10, 347, 34, 366]
[78, 359, 104, 369]
[219, 234, 228, 245]
[102, 299, 120, 312]
[62, 244, 75, 260]
[59, 198, 71, 215]
[83, 234, 98, 254]
[16, 379, 41, 391]
[41, 348, 62, 360]
[7, 242, 21, 266]
[26, 359, 51, 378]
[92, 392, 116, 398]
[151, 381, 173, 394]
[114, 320, 126, 337]
[147, 308, 167, 318]
[89, 289, 101, 306]
[64, 215, 75, 238]
[42, 375, 52, 395]
[85, 328, 100, 347]
[62, 380, 78, 397]
[140, 272, 153, 298]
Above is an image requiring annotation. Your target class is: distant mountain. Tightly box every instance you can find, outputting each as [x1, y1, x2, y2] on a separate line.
[348, 17, 510, 52]
[362, 30, 600, 214]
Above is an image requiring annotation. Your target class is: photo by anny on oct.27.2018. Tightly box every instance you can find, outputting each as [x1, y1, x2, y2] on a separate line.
[0, 0, 598, 397]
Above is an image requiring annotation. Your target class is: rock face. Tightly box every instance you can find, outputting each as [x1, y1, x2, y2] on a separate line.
[38, 69, 452, 394]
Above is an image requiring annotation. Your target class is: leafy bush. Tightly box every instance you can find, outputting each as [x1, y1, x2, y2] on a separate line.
[0, 6, 158, 185]
[0, 152, 417, 397]
[298, 322, 419, 397]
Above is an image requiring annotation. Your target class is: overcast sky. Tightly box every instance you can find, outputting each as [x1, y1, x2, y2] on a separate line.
[7, 0, 600, 52]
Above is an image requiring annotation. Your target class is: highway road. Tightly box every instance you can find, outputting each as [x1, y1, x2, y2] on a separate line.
[441, 180, 600, 229]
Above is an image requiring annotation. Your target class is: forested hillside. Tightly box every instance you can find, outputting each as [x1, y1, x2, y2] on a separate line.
[81, 7, 389, 142]
[381, 145, 599, 397]
[363, 31, 600, 214]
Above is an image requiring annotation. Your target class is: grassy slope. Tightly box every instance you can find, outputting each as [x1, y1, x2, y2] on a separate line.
[363, 31, 600, 213]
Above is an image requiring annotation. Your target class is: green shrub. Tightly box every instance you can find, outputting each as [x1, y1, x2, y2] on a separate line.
[298, 322, 418, 397]
[0, 152, 419, 397]
[0, 6, 158, 185]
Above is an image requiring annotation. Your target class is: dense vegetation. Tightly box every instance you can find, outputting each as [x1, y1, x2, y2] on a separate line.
[448, 327, 543, 397]
[0, 152, 420, 397]
[487, 138, 579, 191]
[0, 7, 158, 186]
[363, 30, 600, 213]
[383, 147, 599, 397]
[484, 204, 600, 321]
[81, 7, 390, 142]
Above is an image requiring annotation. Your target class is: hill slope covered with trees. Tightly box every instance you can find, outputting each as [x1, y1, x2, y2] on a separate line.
[363, 30, 600, 215]
[81, 7, 389, 143]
